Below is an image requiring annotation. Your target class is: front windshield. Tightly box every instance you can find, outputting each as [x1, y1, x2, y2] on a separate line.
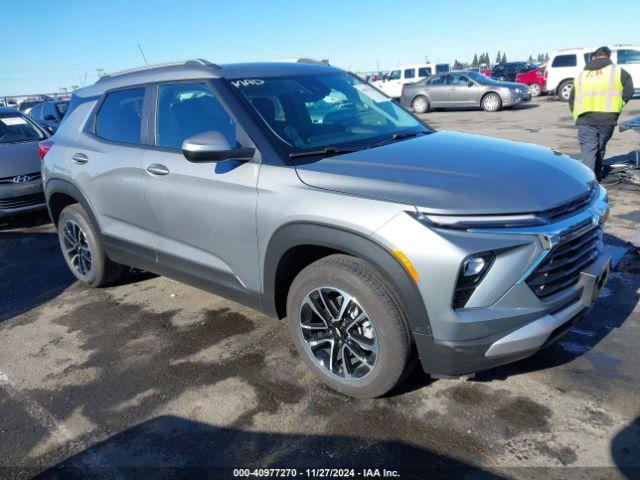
[0, 113, 45, 144]
[466, 71, 501, 85]
[230, 72, 429, 153]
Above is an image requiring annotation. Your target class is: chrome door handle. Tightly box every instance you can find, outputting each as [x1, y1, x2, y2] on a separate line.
[145, 164, 170, 176]
[71, 153, 89, 164]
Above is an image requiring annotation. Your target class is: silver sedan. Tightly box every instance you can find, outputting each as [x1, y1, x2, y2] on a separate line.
[400, 71, 531, 113]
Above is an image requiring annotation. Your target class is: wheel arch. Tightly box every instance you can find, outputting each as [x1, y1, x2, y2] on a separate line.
[262, 222, 432, 336]
[46, 178, 100, 230]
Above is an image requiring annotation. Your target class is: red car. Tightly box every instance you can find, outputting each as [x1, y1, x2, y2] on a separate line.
[515, 65, 546, 97]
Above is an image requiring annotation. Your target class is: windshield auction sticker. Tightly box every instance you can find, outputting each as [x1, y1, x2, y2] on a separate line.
[0, 117, 28, 126]
[353, 84, 390, 103]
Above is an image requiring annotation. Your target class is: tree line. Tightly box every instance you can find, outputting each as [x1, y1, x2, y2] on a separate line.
[451, 52, 549, 70]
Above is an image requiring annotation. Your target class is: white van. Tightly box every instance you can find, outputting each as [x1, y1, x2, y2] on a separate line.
[372, 64, 435, 98]
[547, 46, 640, 101]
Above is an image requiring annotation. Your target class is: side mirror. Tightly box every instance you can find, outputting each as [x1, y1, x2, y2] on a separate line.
[182, 130, 255, 163]
[467, 81, 474, 87]
[43, 114, 56, 121]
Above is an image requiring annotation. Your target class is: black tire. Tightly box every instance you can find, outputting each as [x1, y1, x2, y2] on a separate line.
[557, 80, 573, 102]
[57, 204, 123, 287]
[286, 254, 412, 398]
[481, 92, 502, 112]
[411, 95, 429, 114]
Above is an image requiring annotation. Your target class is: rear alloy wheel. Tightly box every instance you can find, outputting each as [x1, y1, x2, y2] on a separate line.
[558, 80, 573, 102]
[482, 92, 502, 112]
[58, 204, 123, 287]
[287, 254, 412, 398]
[412, 95, 429, 114]
[529, 83, 541, 97]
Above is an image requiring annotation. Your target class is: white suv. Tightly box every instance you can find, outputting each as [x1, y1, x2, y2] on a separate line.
[547, 46, 640, 101]
[372, 64, 435, 98]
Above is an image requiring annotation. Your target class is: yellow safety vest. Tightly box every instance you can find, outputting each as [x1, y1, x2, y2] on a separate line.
[573, 64, 624, 120]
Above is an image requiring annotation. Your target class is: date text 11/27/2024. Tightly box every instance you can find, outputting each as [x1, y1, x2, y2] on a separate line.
[232, 468, 400, 478]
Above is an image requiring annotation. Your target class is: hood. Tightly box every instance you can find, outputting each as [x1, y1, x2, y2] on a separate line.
[495, 81, 528, 89]
[295, 131, 594, 215]
[0, 141, 41, 178]
[585, 57, 612, 71]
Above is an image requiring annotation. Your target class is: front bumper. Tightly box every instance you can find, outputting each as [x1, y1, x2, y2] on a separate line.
[0, 179, 46, 218]
[412, 252, 610, 376]
[374, 187, 610, 376]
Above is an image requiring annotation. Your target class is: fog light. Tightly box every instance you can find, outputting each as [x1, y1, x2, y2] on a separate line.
[463, 257, 487, 277]
[452, 253, 495, 309]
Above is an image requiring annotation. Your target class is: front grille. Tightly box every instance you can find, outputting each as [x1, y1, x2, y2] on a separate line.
[540, 188, 595, 222]
[526, 222, 602, 299]
[0, 192, 46, 209]
[0, 171, 42, 184]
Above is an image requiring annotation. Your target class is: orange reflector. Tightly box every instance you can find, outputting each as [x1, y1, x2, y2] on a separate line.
[391, 249, 420, 284]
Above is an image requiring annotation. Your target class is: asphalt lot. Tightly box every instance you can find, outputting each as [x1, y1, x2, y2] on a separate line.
[1, 96, 639, 479]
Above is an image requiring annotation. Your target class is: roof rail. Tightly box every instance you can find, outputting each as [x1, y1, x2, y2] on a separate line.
[97, 59, 219, 82]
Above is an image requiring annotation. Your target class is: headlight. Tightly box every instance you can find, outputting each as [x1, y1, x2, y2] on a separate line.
[409, 211, 547, 230]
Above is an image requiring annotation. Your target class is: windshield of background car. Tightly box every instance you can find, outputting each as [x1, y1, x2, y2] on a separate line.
[230, 72, 429, 153]
[0, 113, 45, 144]
[466, 71, 500, 84]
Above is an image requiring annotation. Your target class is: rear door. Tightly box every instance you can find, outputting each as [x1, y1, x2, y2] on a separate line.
[141, 81, 261, 295]
[424, 74, 450, 106]
[75, 87, 155, 266]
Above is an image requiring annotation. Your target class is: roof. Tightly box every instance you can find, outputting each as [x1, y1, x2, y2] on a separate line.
[74, 59, 340, 98]
[0, 106, 21, 114]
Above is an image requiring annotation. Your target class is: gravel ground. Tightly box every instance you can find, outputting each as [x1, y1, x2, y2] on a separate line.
[0, 96, 638, 480]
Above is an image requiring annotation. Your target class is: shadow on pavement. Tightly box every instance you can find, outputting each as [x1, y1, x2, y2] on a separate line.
[0, 228, 74, 323]
[612, 416, 640, 479]
[32, 415, 504, 480]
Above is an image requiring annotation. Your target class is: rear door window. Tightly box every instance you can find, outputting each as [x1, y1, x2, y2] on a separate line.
[617, 49, 640, 64]
[418, 67, 431, 77]
[95, 88, 145, 144]
[155, 82, 237, 150]
[426, 75, 447, 85]
[404, 69, 415, 79]
[551, 55, 577, 67]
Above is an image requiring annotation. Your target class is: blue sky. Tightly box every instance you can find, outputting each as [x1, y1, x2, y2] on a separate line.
[2, 0, 639, 95]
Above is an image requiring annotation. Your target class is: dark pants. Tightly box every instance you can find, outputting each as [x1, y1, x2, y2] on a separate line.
[577, 124, 615, 178]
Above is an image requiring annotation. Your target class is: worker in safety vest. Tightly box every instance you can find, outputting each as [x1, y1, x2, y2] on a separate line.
[569, 46, 634, 180]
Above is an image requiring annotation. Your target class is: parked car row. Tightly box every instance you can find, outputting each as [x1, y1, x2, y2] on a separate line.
[372, 44, 640, 113]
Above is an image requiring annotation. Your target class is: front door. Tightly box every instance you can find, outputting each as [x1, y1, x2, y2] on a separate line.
[449, 74, 480, 106]
[141, 81, 261, 298]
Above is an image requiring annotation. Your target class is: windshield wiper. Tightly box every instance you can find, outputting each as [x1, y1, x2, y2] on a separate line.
[366, 131, 427, 150]
[288, 147, 362, 159]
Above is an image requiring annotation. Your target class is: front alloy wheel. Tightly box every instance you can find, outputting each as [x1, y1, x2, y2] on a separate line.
[300, 287, 378, 379]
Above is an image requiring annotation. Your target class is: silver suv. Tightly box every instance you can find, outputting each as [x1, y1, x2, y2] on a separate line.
[42, 60, 611, 398]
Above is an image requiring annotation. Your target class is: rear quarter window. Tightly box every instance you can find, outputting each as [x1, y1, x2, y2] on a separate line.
[95, 88, 145, 144]
[551, 55, 577, 68]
